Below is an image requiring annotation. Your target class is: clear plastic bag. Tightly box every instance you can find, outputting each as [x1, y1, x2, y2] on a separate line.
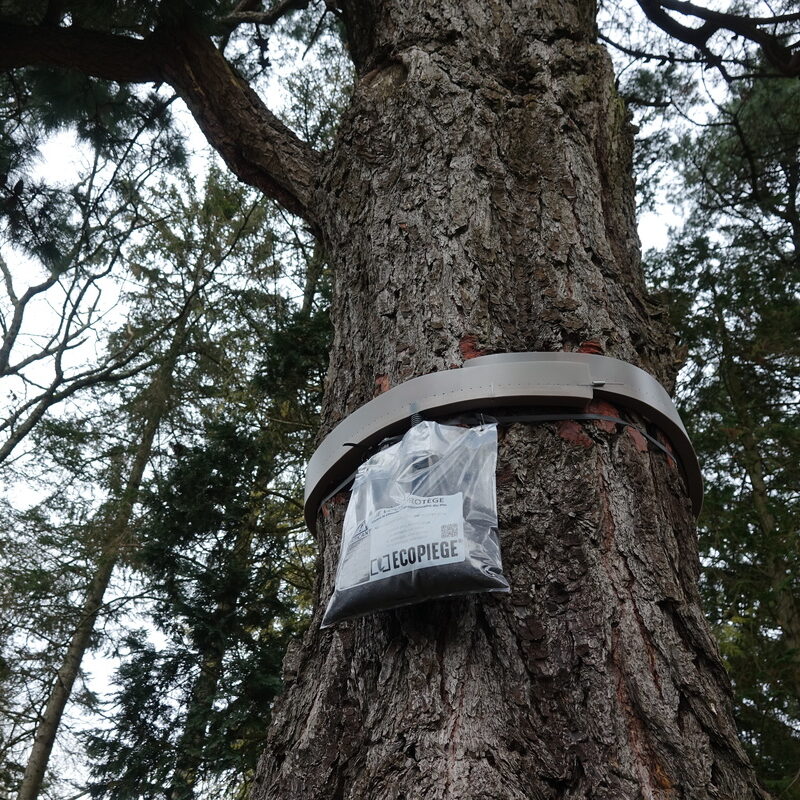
[321, 420, 509, 627]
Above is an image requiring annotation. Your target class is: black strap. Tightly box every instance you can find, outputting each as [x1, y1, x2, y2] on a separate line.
[319, 413, 675, 510]
[480, 412, 675, 462]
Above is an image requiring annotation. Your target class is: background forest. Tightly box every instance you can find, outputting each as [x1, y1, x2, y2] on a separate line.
[0, 1, 797, 798]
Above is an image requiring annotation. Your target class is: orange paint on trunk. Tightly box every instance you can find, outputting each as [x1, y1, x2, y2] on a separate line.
[577, 339, 604, 355]
[626, 426, 649, 452]
[558, 419, 593, 449]
[587, 400, 620, 433]
[655, 430, 677, 469]
[459, 334, 489, 360]
[374, 373, 390, 395]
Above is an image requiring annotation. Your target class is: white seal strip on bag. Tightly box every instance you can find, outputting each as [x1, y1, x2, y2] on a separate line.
[304, 352, 703, 532]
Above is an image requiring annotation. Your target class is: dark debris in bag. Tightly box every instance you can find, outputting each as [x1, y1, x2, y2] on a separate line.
[321, 421, 509, 627]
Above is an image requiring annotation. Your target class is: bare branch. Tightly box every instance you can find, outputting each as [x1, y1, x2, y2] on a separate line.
[0, 271, 60, 375]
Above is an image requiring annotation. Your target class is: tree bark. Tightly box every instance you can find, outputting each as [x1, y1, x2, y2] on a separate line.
[0, 0, 772, 797]
[252, 2, 768, 798]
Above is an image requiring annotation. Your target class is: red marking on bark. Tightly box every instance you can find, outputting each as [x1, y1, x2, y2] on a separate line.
[459, 334, 489, 360]
[322, 491, 349, 520]
[558, 419, 593, 449]
[374, 373, 390, 395]
[655, 429, 677, 469]
[587, 400, 620, 433]
[611, 627, 676, 796]
[655, 429, 673, 453]
[577, 339, 604, 355]
[627, 426, 649, 453]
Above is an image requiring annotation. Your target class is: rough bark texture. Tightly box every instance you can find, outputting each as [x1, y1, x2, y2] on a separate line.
[252, 2, 768, 799]
[0, 1, 771, 797]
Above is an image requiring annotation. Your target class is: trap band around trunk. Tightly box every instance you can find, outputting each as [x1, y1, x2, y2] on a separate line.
[305, 352, 703, 531]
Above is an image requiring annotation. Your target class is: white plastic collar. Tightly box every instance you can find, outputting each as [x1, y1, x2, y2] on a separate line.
[304, 353, 702, 531]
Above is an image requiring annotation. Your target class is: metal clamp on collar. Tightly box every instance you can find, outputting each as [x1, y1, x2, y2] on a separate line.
[304, 353, 703, 532]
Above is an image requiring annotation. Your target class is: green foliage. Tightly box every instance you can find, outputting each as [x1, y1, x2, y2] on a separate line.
[0, 65, 184, 272]
[645, 71, 800, 796]
[618, 63, 697, 213]
[0, 150, 329, 797]
[0, 490, 110, 797]
[257, 305, 330, 409]
[279, 38, 353, 150]
[84, 420, 311, 800]
[75, 172, 325, 798]
[0, 1, 345, 794]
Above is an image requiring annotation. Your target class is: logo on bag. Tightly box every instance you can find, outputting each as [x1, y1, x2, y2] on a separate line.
[370, 539, 461, 577]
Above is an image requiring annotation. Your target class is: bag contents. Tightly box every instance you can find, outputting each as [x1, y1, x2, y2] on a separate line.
[321, 420, 509, 627]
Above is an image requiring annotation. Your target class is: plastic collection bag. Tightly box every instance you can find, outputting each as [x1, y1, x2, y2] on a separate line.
[321, 420, 509, 627]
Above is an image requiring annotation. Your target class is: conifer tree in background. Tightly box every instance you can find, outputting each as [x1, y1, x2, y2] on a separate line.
[645, 73, 800, 797]
[1, 162, 329, 798]
[16, 309, 189, 800]
[82, 172, 329, 800]
[1, 23, 341, 794]
[0, 1, 798, 798]
[6, 174, 214, 800]
[84, 422, 313, 800]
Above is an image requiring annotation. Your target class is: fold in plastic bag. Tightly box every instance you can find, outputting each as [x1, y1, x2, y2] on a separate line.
[321, 421, 509, 627]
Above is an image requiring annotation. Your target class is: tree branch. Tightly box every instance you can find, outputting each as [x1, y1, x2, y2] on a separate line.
[635, 0, 800, 77]
[220, 0, 311, 29]
[160, 25, 322, 227]
[0, 23, 163, 82]
[0, 21, 322, 227]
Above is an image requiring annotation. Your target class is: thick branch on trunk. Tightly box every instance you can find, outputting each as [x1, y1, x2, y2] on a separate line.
[0, 23, 162, 81]
[635, 0, 800, 77]
[160, 26, 322, 228]
[0, 22, 321, 226]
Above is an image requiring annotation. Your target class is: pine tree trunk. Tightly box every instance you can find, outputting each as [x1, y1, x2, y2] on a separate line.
[253, 2, 768, 797]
